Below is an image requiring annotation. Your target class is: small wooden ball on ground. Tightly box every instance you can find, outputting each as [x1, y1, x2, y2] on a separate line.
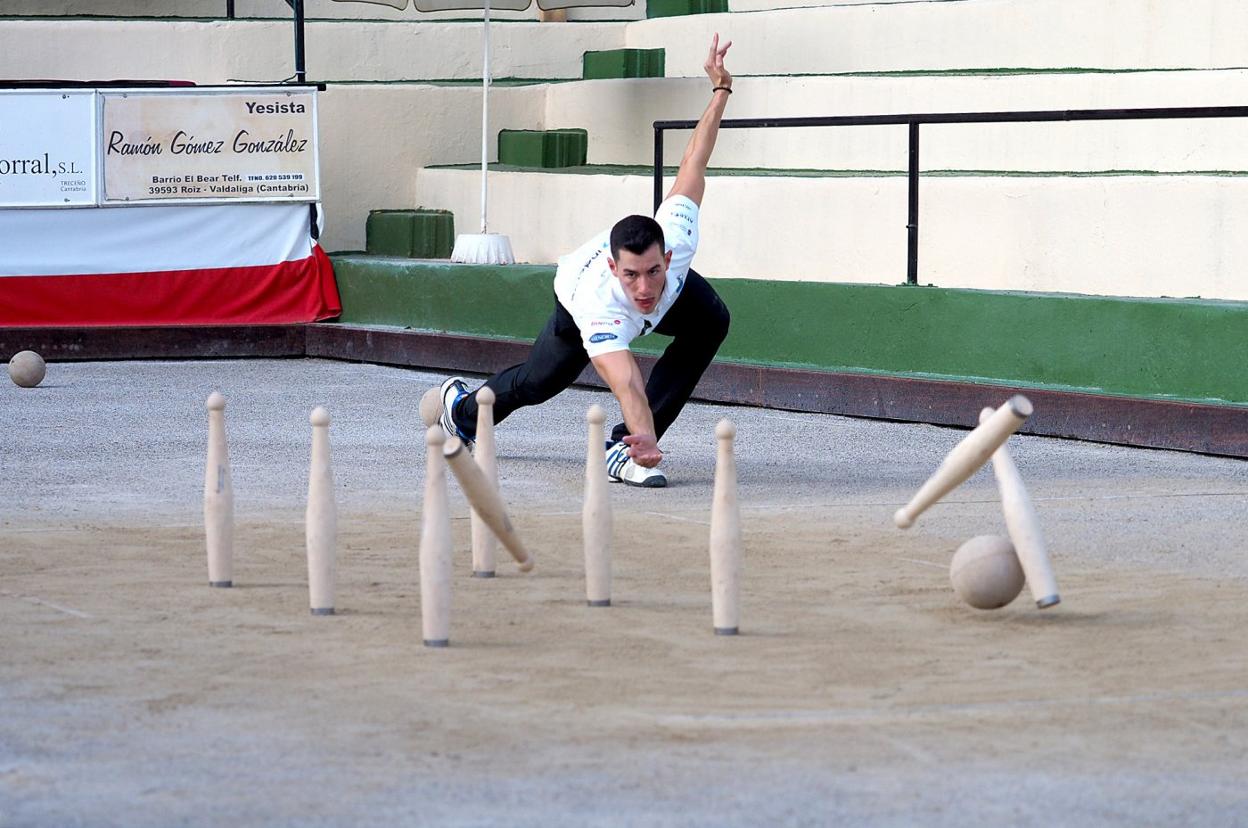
[9, 351, 47, 388]
[950, 535, 1025, 610]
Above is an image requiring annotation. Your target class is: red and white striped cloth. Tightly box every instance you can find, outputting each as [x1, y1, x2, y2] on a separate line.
[0, 203, 340, 326]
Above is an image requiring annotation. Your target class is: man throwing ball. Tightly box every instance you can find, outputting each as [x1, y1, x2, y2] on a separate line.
[438, 34, 734, 488]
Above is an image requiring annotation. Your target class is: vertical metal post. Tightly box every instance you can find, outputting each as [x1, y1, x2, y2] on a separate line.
[293, 0, 307, 84]
[906, 121, 920, 285]
[226, 0, 235, 19]
[653, 128, 664, 213]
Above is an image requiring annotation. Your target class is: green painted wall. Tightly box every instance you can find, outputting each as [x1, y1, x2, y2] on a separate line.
[330, 255, 1248, 405]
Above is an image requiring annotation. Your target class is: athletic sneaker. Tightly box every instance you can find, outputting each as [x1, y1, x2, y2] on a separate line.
[439, 376, 474, 447]
[605, 440, 667, 488]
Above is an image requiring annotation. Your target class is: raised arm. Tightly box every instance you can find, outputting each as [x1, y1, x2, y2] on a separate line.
[666, 34, 733, 207]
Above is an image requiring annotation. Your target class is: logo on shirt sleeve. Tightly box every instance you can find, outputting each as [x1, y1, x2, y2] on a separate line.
[589, 332, 619, 344]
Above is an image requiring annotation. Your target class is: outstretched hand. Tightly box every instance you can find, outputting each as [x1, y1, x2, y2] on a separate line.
[623, 433, 663, 468]
[704, 33, 733, 89]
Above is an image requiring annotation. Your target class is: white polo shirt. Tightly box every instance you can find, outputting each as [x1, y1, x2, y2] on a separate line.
[553, 195, 699, 358]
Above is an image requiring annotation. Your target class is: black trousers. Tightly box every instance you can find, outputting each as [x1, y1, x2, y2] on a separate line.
[454, 268, 730, 444]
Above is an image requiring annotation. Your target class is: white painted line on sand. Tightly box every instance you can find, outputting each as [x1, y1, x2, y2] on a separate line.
[655, 688, 1248, 729]
[896, 557, 945, 570]
[1, 592, 94, 619]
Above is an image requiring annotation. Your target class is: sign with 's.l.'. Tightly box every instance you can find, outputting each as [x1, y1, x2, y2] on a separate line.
[102, 90, 319, 204]
[0, 91, 97, 207]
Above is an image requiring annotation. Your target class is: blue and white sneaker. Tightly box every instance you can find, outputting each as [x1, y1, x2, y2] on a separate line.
[439, 376, 474, 447]
[605, 440, 667, 488]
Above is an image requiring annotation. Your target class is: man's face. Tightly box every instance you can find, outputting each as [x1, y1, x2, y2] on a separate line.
[609, 243, 670, 315]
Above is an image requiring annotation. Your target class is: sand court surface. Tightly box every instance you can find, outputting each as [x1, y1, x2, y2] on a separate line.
[2, 359, 1247, 825]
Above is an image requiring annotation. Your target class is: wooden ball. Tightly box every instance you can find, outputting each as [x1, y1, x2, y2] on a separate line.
[9, 350, 46, 388]
[950, 535, 1025, 610]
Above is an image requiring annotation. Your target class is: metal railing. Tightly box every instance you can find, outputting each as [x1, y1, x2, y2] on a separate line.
[226, 0, 306, 83]
[653, 106, 1248, 285]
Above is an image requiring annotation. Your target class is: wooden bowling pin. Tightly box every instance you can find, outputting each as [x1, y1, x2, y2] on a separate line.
[894, 395, 1032, 529]
[306, 406, 337, 615]
[443, 437, 534, 572]
[418, 386, 442, 428]
[470, 386, 499, 578]
[978, 407, 1061, 609]
[419, 425, 453, 646]
[583, 405, 612, 607]
[204, 391, 234, 588]
[709, 419, 742, 635]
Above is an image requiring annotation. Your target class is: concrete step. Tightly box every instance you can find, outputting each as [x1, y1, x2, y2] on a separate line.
[412, 164, 1248, 301]
[315, 82, 545, 250]
[548, 71, 1248, 170]
[7, 0, 1248, 84]
[0, 17, 624, 83]
[0, 0, 645, 21]
[628, 0, 1248, 76]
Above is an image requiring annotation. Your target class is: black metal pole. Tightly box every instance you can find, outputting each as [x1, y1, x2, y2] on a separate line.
[907, 122, 919, 286]
[653, 128, 664, 213]
[293, 0, 306, 84]
[226, 0, 235, 19]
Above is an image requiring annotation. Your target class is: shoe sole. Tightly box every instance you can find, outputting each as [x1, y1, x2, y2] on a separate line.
[609, 475, 668, 489]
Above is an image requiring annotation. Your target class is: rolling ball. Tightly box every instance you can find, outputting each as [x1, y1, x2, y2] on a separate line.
[950, 534, 1025, 610]
[8, 350, 46, 388]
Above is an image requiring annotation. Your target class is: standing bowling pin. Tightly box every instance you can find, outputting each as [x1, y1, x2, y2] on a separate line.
[204, 391, 234, 588]
[894, 395, 1032, 529]
[306, 406, 337, 615]
[420, 425, 453, 646]
[470, 386, 499, 578]
[709, 419, 742, 635]
[979, 407, 1061, 609]
[583, 405, 612, 607]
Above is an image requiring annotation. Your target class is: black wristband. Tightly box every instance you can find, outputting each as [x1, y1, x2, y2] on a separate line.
[713, 85, 733, 94]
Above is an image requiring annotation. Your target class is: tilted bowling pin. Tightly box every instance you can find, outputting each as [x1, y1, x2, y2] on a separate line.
[709, 419, 742, 635]
[419, 426, 453, 646]
[583, 405, 612, 607]
[978, 407, 1061, 609]
[306, 406, 337, 615]
[204, 391, 234, 588]
[443, 437, 534, 572]
[894, 395, 1032, 529]
[470, 386, 499, 578]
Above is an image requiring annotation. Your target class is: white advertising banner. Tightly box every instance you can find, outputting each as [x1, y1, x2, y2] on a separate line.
[102, 89, 320, 204]
[0, 90, 97, 207]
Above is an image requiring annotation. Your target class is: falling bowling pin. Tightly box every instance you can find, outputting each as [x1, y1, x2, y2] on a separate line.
[443, 437, 534, 572]
[894, 395, 1032, 529]
[978, 407, 1061, 609]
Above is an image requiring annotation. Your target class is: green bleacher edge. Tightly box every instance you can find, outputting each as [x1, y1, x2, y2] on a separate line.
[582, 48, 665, 80]
[497, 129, 589, 168]
[327, 255, 1248, 406]
[645, 0, 728, 18]
[365, 208, 454, 258]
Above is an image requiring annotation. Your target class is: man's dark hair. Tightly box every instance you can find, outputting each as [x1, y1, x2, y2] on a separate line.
[609, 215, 665, 261]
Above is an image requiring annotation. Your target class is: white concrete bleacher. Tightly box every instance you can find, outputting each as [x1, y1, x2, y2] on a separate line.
[3, 0, 1247, 298]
